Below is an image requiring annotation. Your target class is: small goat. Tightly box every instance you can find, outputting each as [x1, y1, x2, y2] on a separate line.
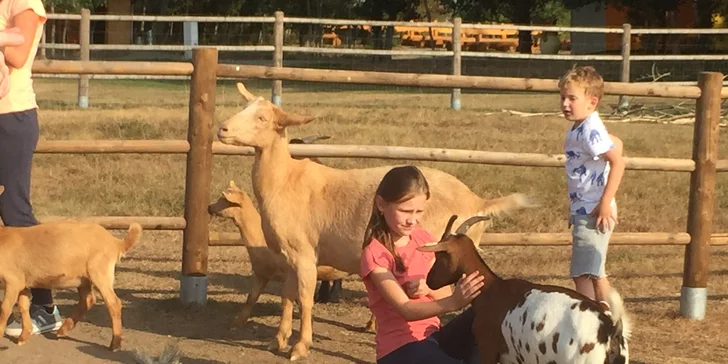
[419, 215, 630, 364]
[0, 185, 143, 351]
[208, 180, 375, 331]
[288, 135, 342, 304]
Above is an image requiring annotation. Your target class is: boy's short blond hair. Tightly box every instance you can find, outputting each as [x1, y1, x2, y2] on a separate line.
[558, 66, 604, 101]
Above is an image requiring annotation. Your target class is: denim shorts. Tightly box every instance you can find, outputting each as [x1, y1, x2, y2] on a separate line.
[569, 214, 612, 278]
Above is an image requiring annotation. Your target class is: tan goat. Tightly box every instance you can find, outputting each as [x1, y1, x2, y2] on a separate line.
[208, 180, 375, 331]
[215, 83, 533, 361]
[0, 185, 142, 351]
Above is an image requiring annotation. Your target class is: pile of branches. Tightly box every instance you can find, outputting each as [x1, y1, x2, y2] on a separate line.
[604, 64, 727, 127]
[501, 64, 727, 127]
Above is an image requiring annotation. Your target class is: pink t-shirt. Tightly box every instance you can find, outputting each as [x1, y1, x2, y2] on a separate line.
[0, 0, 47, 114]
[360, 227, 440, 360]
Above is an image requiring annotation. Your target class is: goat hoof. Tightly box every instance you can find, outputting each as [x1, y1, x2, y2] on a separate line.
[57, 319, 75, 336]
[267, 338, 285, 352]
[230, 317, 249, 330]
[289, 342, 309, 361]
[108, 337, 122, 352]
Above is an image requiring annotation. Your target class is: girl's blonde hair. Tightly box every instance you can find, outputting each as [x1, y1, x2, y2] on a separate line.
[362, 165, 430, 273]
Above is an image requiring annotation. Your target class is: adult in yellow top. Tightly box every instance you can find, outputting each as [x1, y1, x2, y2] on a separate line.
[0, 0, 62, 338]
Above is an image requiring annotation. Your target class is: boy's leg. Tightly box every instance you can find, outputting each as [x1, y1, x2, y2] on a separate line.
[0, 109, 62, 336]
[570, 214, 611, 301]
[593, 276, 612, 303]
[573, 275, 596, 300]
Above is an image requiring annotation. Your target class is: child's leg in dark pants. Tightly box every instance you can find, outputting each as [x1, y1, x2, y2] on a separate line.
[431, 307, 480, 364]
[0, 109, 52, 307]
[377, 337, 463, 364]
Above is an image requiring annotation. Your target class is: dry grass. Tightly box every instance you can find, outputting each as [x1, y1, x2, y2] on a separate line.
[0, 78, 726, 363]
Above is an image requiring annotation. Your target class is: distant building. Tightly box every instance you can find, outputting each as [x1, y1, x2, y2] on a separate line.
[570, 1, 695, 54]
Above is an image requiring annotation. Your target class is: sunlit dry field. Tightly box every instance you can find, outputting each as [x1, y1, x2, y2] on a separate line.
[0, 78, 726, 363]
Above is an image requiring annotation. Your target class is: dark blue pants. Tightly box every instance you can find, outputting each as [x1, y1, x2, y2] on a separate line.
[378, 307, 479, 364]
[0, 108, 51, 306]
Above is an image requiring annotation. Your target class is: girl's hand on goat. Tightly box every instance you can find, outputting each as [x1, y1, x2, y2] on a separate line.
[448, 271, 484, 310]
[403, 279, 431, 299]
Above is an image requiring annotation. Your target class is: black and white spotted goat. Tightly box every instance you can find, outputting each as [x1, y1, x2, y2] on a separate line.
[419, 215, 631, 364]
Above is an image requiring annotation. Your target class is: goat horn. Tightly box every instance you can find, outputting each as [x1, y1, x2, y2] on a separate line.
[236, 82, 258, 102]
[300, 135, 331, 144]
[440, 215, 458, 241]
[455, 215, 493, 235]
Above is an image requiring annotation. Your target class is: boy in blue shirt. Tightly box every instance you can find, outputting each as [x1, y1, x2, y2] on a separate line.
[559, 66, 625, 304]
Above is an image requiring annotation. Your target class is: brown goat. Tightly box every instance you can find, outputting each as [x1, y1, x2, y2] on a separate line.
[0, 185, 143, 351]
[419, 215, 630, 364]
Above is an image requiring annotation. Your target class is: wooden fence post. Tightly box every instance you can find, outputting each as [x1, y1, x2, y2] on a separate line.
[617, 23, 631, 113]
[680, 71, 723, 320]
[451, 17, 462, 111]
[78, 8, 90, 108]
[272, 11, 284, 106]
[180, 47, 218, 306]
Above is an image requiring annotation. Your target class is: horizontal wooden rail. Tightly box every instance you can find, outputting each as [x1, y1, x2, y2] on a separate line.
[87, 44, 275, 52]
[215, 143, 695, 171]
[283, 46, 453, 57]
[32, 60, 194, 76]
[716, 160, 728, 172]
[461, 51, 622, 61]
[35, 140, 190, 153]
[35, 140, 695, 172]
[210, 231, 727, 246]
[217, 64, 702, 99]
[37, 216, 186, 230]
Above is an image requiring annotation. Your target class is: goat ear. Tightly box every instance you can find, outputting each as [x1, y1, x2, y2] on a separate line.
[274, 106, 316, 128]
[236, 82, 258, 102]
[0, 185, 4, 195]
[222, 190, 244, 205]
[418, 242, 447, 253]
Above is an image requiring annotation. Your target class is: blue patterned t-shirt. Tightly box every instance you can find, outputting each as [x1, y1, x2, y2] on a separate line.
[564, 112, 617, 216]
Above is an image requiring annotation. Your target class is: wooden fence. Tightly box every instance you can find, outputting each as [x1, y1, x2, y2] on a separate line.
[30, 47, 725, 320]
[38, 10, 728, 110]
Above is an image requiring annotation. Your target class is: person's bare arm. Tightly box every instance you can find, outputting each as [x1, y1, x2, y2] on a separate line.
[590, 134, 625, 231]
[369, 268, 483, 321]
[3, 10, 41, 69]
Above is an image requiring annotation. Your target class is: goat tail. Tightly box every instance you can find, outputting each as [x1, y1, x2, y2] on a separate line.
[605, 288, 632, 340]
[478, 193, 538, 219]
[121, 222, 143, 253]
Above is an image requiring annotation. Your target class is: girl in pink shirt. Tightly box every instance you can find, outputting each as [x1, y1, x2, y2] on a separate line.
[360, 165, 484, 364]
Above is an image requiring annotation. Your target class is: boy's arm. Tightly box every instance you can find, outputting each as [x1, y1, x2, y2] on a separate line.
[593, 134, 625, 230]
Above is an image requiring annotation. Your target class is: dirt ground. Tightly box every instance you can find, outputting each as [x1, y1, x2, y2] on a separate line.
[1, 231, 726, 364]
[1, 79, 727, 363]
